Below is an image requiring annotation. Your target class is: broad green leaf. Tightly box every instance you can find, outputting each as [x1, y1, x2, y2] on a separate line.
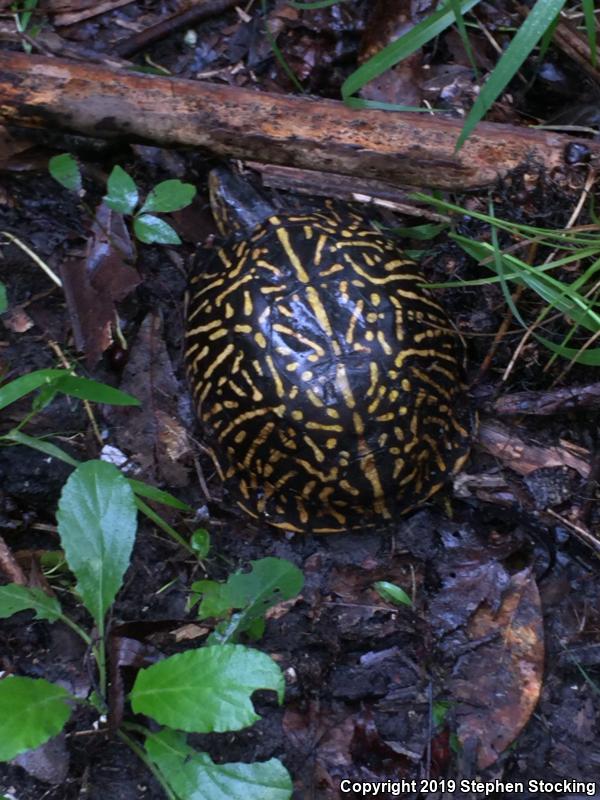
[582, 0, 597, 67]
[0, 282, 7, 314]
[0, 584, 62, 622]
[52, 375, 139, 406]
[133, 214, 181, 245]
[190, 528, 210, 557]
[456, 0, 567, 149]
[139, 180, 196, 214]
[127, 479, 191, 511]
[0, 677, 72, 761]
[146, 729, 293, 800]
[131, 644, 285, 733]
[0, 369, 138, 412]
[374, 580, 412, 607]
[0, 369, 68, 411]
[191, 557, 303, 641]
[104, 165, 139, 215]
[56, 460, 137, 628]
[48, 153, 82, 194]
[341, 0, 480, 99]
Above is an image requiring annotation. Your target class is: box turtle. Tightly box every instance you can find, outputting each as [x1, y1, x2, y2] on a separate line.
[185, 170, 473, 533]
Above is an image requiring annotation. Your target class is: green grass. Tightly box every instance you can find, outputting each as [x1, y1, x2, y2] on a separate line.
[415, 193, 600, 367]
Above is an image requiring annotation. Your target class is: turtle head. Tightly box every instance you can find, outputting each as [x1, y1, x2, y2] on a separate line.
[209, 168, 277, 238]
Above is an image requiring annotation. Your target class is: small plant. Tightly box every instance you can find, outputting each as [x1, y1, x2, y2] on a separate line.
[0, 459, 296, 799]
[0, 367, 194, 551]
[191, 556, 304, 643]
[373, 580, 413, 607]
[49, 155, 196, 245]
[11, 0, 42, 53]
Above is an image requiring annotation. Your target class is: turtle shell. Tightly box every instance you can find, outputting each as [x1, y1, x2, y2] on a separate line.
[185, 207, 472, 533]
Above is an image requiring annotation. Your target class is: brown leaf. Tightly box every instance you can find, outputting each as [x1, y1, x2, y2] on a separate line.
[110, 312, 191, 486]
[60, 203, 139, 367]
[451, 569, 544, 769]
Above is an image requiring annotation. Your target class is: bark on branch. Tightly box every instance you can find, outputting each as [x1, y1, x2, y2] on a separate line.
[0, 50, 597, 191]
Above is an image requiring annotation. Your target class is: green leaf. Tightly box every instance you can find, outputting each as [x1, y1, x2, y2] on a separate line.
[0, 676, 72, 761]
[456, 0, 568, 149]
[146, 729, 293, 800]
[190, 528, 211, 557]
[341, 0, 481, 99]
[374, 580, 412, 607]
[0, 282, 7, 313]
[104, 165, 139, 215]
[130, 644, 285, 733]
[289, 0, 345, 8]
[0, 584, 62, 622]
[52, 375, 139, 406]
[133, 214, 181, 245]
[56, 460, 137, 628]
[139, 180, 196, 214]
[191, 557, 303, 641]
[48, 153, 82, 194]
[581, 0, 597, 67]
[127, 479, 191, 511]
[0, 369, 138, 412]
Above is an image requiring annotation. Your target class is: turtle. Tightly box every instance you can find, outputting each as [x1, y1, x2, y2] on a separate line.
[185, 169, 473, 533]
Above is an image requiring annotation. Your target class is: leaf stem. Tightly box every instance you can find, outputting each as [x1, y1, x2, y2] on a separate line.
[118, 729, 177, 800]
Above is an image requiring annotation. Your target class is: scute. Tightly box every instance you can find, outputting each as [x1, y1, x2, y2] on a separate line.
[185, 210, 472, 533]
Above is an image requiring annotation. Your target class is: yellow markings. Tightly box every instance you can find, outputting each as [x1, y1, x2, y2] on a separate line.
[214, 273, 254, 307]
[383, 258, 416, 273]
[263, 463, 274, 477]
[290, 386, 299, 399]
[326, 407, 340, 419]
[256, 259, 282, 276]
[286, 362, 299, 372]
[352, 411, 365, 435]
[301, 370, 313, 381]
[204, 343, 235, 379]
[343, 253, 417, 285]
[306, 421, 343, 432]
[251, 359, 264, 376]
[376, 412, 394, 422]
[339, 280, 349, 302]
[314, 234, 328, 266]
[292, 409, 304, 421]
[422, 434, 447, 472]
[302, 480, 317, 498]
[393, 458, 407, 480]
[394, 347, 456, 369]
[320, 262, 344, 277]
[234, 430, 247, 444]
[401, 378, 411, 392]
[243, 421, 275, 469]
[345, 299, 364, 344]
[303, 225, 313, 240]
[258, 306, 271, 327]
[409, 366, 452, 402]
[296, 497, 309, 525]
[254, 332, 267, 348]
[265, 354, 285, 398]
[305, 285, 339, 355]
[368, 397, 381, 414]
[295, 459, 338, 482]
[223, 400, 239, 409]
[197, 380, 213, 409]
[377, 331, 392, 355]
[306, 388, 324, 408]
[339, 480, 359, 496]
[366, 362, 379, 397]
[208, 329, 228, 341]
[334, 240, 384, 252]
[191, 345, 210, 369]
[237, 501, 260, 520]
[389, 389, 399, 402]
[325, 438, 337, 449]
[428, 362, 461, 383]
[188, 318, 222, 335]
[303, 435, 325, 463]
[243, 291, 253, 316]
[378, 432, 388, 448]
[366, 312, 378, 323]
[394, 425, 406, 440]
[272, 323, 326, 357]
[276, 227, 310, 282]
[277, 304, 293, 317]
[335, 363, 356, 410]
[217, 248, 232, 270]
[232, 351, 243, 374]
[219, 406, 272, 440]
[234, 324, 252, 334]
[365, 331, 374, 341]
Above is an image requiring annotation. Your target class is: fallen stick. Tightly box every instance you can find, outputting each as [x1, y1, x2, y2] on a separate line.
[0, 51, 597, 191]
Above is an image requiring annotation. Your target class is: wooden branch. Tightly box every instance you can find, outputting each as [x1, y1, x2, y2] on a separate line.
[0, 51, 597, 191]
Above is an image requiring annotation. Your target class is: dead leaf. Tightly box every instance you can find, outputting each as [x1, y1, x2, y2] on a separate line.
[60, 202, 139, 367]
[451, 569, 544, 769]
[109, 312, 191, 486]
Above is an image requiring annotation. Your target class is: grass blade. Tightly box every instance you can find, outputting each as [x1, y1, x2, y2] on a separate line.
[456, 0, 568, 149]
